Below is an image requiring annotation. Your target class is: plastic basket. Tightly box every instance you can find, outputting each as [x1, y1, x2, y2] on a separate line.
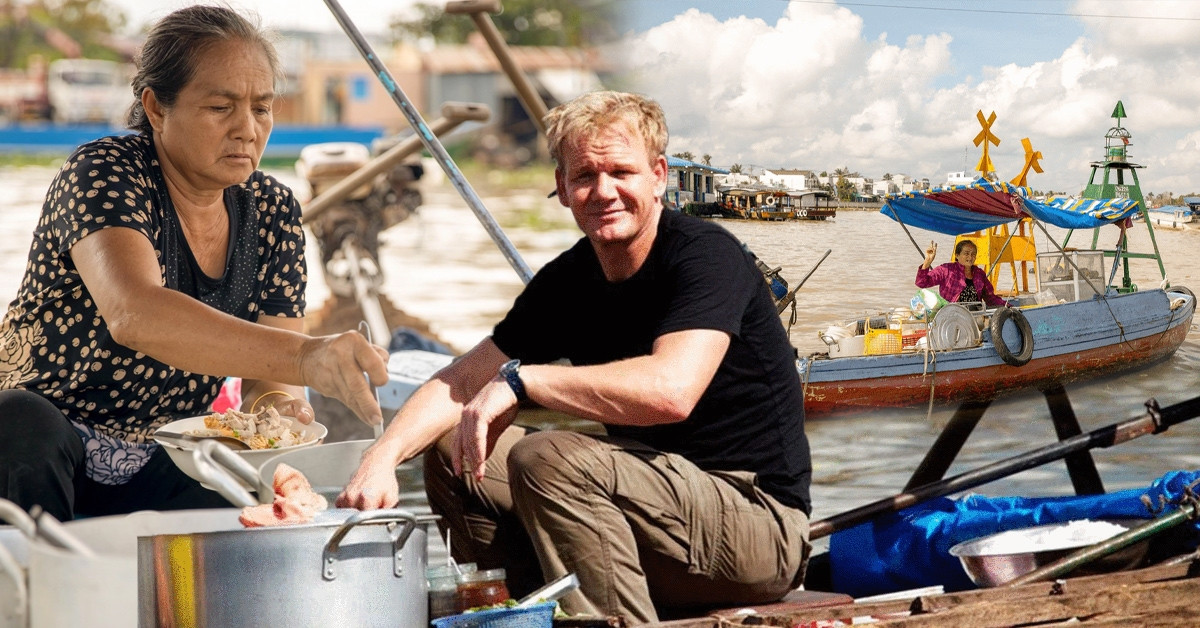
[430, 602, 556, 628]
[863, 327, 902, 355]
[901, 329, 928, 348]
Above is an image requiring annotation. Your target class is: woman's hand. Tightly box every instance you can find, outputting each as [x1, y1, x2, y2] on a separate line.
[268, 397, 315, 425]
[922, 241, 937, 269]
[296, 331, 390, 427]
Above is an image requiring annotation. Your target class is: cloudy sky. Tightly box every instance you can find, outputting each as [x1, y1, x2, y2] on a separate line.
[617, 0, 1200, 195]
[109, 0, 1200, 194]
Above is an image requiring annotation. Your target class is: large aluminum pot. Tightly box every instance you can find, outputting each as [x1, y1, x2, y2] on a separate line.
[0, 499, 33, 628]
[0, 505, 244, 628]
[138, 508, 435, 627]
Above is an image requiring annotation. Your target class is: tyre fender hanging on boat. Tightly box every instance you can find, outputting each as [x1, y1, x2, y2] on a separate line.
[1167, 285, 1194, 300]
[990, 307, 1034, 366]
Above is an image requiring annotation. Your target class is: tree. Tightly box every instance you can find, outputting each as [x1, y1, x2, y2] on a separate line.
[0, 0, 128, 68]
[729, 163, 743, 174]
[391, 0, 620, 47]
[702, 154, 711, 166]
[672, 151, 694, 162]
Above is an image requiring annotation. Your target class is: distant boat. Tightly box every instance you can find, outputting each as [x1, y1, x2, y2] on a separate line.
[716, 187, 836, 221]
[1138, 205, 1193, 230]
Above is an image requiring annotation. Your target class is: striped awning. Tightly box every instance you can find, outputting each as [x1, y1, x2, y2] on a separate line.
[881, 178, 1140, 235]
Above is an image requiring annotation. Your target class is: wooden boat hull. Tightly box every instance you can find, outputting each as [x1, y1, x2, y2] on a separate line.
[798, 290, 1195, 417]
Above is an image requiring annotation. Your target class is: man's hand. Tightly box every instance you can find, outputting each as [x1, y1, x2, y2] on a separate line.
[922, 241, 937, 269]
[336, 443, 400, 510]
[452, 376, 520, 481]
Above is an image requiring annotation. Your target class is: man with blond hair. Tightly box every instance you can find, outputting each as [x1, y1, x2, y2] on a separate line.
[340, 91, 812, 624]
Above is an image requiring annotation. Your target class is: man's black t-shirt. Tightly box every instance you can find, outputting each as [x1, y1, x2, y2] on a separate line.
[492, 210, 811, 513]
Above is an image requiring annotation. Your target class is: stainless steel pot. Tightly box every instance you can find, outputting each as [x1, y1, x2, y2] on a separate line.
[138, 509, 434, 627]
[165, 440, 435, 627]
[0, 499, 33, 628]
[0, 503, 245, 628]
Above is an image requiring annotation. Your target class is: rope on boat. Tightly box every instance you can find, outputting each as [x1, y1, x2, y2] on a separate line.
[923, 346, 939, 422]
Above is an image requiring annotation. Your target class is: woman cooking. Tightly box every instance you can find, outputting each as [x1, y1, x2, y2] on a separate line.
[916, 240, 1010, 309]
[0, 4, 388, 521]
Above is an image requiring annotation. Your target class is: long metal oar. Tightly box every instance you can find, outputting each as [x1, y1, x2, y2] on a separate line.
[809, 394, 1200, 539]
[323, 0, 534, 284]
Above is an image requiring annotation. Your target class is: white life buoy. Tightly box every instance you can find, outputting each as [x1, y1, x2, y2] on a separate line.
[799, 209, 808, 217]
[765, 196, 777, 207]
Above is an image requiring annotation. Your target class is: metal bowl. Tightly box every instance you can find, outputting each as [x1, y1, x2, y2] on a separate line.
[949, 519, 1149, 587]
[154, 415, 326, 489]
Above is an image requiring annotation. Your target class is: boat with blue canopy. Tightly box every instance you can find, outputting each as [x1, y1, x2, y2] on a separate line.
[796, 103, 1194, 418]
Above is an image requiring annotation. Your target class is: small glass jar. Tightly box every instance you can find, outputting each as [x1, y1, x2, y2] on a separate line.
[456, 567, 510, 612]
[427, 563, 476, 620]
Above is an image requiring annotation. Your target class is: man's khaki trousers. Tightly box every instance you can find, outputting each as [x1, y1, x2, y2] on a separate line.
[424, 426, 811, 625]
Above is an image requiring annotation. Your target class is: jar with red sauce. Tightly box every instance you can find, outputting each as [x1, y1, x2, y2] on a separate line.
[427, 563, 476, 620]
[455, 568, 510, 612]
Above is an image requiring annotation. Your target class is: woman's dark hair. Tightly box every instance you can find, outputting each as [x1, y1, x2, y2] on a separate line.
[126, 4, 282, 134]
[954, 240, 977, 255]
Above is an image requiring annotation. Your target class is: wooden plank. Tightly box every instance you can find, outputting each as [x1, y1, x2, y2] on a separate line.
[694, 560, 1199, 627]
[787, 577, 1200, 627]
[639, 559, 1200, 627]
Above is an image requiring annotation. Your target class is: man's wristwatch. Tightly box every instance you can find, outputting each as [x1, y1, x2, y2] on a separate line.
[499, 359, 527, 402]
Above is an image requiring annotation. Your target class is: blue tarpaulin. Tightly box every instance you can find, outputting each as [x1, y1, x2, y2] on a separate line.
[881, 178, 1140, 236]
[830, 470, 1200, 597]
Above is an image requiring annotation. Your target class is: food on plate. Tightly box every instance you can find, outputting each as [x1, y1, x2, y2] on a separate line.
[239, 463, 329, 527]
[191, 406, 313, 450]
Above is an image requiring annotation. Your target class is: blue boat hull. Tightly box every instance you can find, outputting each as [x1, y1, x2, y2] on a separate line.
[797, 290, 1195, 417]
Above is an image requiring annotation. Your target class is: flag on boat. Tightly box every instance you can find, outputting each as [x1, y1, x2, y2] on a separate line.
[881, 178, 1140, 235]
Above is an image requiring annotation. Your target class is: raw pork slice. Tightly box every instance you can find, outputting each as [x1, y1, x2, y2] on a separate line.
[239, 463, 329, 527]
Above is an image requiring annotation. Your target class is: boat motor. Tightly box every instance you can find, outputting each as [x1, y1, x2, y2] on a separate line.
[296, 140, 424, 298]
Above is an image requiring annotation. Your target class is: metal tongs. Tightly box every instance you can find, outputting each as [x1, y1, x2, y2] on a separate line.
[359, 320, 383, 439]
[515, 573, 580, 609]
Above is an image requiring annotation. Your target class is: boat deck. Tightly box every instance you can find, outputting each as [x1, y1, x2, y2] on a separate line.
[628, 556, 1200, 626]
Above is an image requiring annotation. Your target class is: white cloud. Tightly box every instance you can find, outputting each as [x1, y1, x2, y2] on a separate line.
[618, 1, 1200, 193]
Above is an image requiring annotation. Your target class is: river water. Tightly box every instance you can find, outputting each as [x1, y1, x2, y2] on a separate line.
[2, 165, 1198, 547]
[713, 211, 1200, 533]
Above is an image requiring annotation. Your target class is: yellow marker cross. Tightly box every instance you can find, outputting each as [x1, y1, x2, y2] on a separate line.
[973, 110, 1001, 177]
[1010, 137, 1045, 187]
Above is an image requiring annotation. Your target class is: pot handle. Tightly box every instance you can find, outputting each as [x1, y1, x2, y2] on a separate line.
[0, 498, 36, 539]
[322, 509, 418, 581]
[193, 440, 261, 508]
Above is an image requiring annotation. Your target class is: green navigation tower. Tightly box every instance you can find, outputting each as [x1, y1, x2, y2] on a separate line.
[1068, 101, 1165, 291]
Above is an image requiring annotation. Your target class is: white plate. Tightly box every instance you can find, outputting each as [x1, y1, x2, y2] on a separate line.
[153, 414, 327, 490]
